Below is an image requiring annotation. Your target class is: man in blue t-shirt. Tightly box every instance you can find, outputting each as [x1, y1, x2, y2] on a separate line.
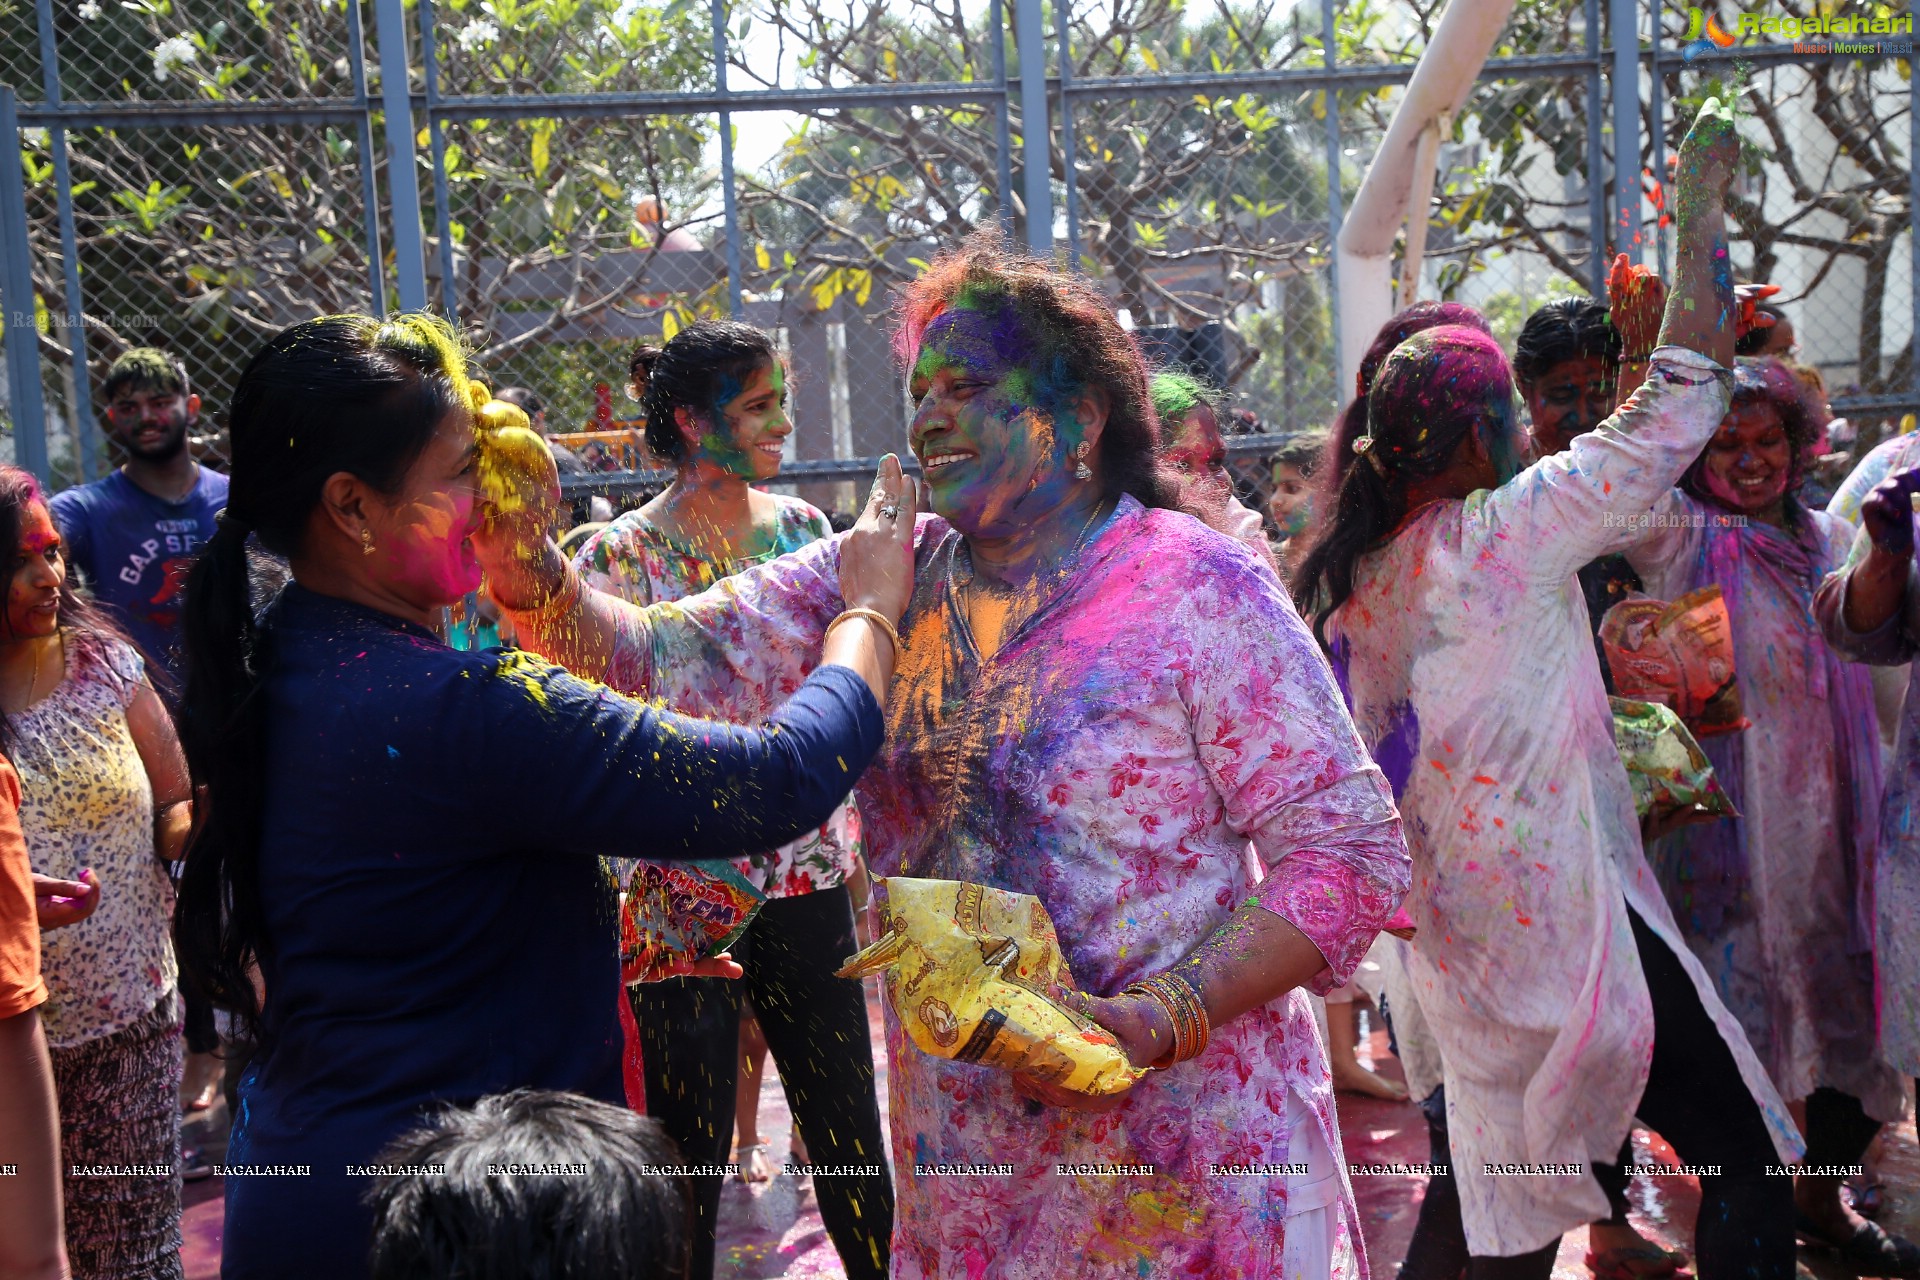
[49, 346, 228, 689]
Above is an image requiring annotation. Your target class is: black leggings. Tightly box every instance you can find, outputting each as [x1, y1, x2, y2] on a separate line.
[1402, 905, 1793, 1280]
[631, 885, 892, 1280]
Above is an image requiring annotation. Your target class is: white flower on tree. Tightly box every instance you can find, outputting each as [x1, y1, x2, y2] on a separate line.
[76, 0, 102, 19]
[152, 35, 197, 82]
[455, 20, 500, 50]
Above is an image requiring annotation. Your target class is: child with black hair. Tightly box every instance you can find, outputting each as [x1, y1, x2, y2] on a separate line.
[366, 1090, 691, 1280]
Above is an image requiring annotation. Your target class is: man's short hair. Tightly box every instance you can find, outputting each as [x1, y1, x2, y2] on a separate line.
[366, 1090, 692, 1280]
[102, 347, 191, 403]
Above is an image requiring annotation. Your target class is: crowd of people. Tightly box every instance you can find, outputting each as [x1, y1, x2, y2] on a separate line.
[0, 95, 1915, 1280]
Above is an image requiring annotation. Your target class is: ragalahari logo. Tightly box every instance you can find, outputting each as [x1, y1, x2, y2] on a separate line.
[1680, 7, 1738, 61]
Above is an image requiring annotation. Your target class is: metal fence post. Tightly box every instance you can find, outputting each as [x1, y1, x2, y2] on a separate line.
[35, 0, 97, 480]
[1648, 0, 1667, 280]
[1057, 0, 1080, 268]
[373, 0, 428, 312]
[991, 0, 1015, 231]
[349, 0, 390, 318]
[1016, 0, 1052, 251]
[712, 0, 743, 317]
[0, 87, 51, 483]
[1583, 0, 1608, 296]
[1610, 0, 1643, 262]
[1322, 0, 1344, 386]
[417, 0, 458, 320]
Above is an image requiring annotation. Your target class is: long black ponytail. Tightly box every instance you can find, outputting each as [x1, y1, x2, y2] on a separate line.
[175, 313, 471, 1035]
[1291, 324, 1517, 645]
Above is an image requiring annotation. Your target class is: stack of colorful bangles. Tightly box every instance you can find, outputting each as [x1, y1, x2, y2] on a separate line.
[1123, 971, 1211, 1069]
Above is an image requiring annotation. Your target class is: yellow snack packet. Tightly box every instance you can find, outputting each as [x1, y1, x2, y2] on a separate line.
[836, 876, 1146, 1099]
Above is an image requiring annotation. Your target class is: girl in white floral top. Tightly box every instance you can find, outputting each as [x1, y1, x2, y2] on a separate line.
[582, 322, 889, 1280]
[0, 465, 194, 1280]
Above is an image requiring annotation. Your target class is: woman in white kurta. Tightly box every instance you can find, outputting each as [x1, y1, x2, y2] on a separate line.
[1304, 324, 1797, 1274]
[1290, 109, 1805, 1278]
[1817, 450, 1920, 1091]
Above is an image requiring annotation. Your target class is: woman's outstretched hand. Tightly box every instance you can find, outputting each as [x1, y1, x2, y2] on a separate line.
[1861, 465, 1920, 557]
[839, 454, 918, 624]
[472, 420, 563, 582]
[34, 868, 100, 929]
[1608, 254, 1667, 357]
[1007, 986, 1166, 1113]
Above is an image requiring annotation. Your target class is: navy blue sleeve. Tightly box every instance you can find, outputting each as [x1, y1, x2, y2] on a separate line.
[472, 654, 884, 860]
[47, 487, 95, 582]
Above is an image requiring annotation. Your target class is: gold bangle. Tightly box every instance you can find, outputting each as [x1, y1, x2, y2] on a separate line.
[1139, 972, 1211, 1064]
[826, 606, 901, 661]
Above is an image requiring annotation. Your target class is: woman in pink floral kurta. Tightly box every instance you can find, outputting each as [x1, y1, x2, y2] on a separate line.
[500, 240, 1409, 1279]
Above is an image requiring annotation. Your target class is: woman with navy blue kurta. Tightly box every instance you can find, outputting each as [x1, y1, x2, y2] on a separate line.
[171, 314, 918, 1280]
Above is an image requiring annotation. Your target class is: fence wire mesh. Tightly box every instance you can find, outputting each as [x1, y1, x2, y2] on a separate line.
[4, 0, 1917, 527]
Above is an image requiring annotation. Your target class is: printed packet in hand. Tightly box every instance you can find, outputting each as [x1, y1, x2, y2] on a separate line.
[620, 860, 764, 985]
[1600, 586, 1750, 736]
[1610, 696, 1738, 833]
[836, 876, 1146, 1099]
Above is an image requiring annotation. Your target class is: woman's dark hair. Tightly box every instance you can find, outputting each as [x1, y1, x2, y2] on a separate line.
[1734, 303, 1788, 355]
[176, 312, 473, 1035]
[1274, 432, 1326, 474]
[366, 1089, 693, 1280]
[1292, 325, 1517, 644]
[896, 226, 1183, 513]
[1679, 355, 1823, 523]
[1305, 301, 1493, 562]
[627, 322, 780, 465]
[0, 466, 138, 752]
[1512, 297, 1621, 389]
[494, 386, 546, 420]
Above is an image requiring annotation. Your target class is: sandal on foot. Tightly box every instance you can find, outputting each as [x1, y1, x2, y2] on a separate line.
[1584, 1243, 1689, 1280]
[1795, 1210, 1920, 1277]
[1845, 1176, 1887, 1220]
[181, 1145, 215, 1183]
[731, 1142, 772, 1184]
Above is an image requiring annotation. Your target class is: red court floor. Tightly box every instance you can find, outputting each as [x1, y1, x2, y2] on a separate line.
[179, 996, 1918, 1279]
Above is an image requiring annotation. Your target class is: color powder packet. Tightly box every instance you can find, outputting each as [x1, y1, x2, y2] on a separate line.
[836, 876, 1146, 1099]
[1610, 696, 1738, 832]
[1600, 586, 1750, 736]
[620, 860, 764, 986]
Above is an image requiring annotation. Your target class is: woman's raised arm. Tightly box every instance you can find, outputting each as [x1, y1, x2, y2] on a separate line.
[477, 440, 918, 711]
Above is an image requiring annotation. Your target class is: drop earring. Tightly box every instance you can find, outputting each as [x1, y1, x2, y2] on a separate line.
[360, 528, 377, 556]
[1073, 441, 1093, 481]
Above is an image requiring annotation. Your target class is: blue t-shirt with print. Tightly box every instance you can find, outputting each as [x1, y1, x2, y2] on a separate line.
[48, 466, 228, 684]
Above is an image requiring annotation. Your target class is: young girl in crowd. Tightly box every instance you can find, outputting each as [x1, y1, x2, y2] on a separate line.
[486, 229, 1410, 1280]
[1293, 103, 1801, 1280]
[173, 313, 914, 1280]
[574, 322, 892, 1280]
[1625, 357, 1917, 1272]
[1147, 370, 1273, 563]
[1266, 432, 1324, 579]
[0, 464, 192, 1280]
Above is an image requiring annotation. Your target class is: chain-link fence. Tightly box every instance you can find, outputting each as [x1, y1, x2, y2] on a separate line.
[5, 0, 1917, 523]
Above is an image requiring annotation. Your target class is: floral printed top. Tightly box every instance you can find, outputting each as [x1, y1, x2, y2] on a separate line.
[573, 500, 1410, 1279]
[15, 636, 175, 1049]
[576, 493, 859, 895]
[1327, 348, 1800, 1258]
[1816, 426, 1920, 1078]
